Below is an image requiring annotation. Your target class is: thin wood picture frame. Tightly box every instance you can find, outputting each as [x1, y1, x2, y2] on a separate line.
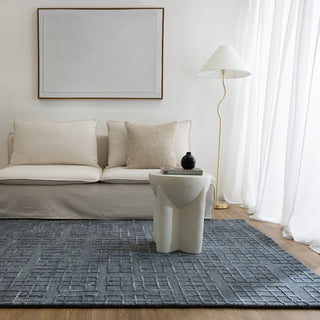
[37, 8, 164, 99]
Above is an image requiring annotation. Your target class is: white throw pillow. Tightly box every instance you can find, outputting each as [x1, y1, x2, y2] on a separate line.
[125, 121, 177, 169]
[10, 120, 99, 167]
[107, 120, 191, 166]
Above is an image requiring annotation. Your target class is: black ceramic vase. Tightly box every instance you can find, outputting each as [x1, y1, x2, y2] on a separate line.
[181, 152, 196, 169]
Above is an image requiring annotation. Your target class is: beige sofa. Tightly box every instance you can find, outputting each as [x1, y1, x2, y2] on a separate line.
[0, 120, 215, 219]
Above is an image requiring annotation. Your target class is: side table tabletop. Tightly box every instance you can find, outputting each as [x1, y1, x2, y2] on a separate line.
[149, 172, 212, 253]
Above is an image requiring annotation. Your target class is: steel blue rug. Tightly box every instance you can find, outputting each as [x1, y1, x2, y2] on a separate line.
[0, 219, 319, 308]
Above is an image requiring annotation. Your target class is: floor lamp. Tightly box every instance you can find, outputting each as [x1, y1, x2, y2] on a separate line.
[198, 45, 251, 209]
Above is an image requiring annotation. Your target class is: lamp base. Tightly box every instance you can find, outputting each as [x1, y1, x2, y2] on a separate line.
[214, 201, 229, 209]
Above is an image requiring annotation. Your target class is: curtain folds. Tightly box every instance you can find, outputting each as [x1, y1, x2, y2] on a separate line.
[223, 0, 320, 253]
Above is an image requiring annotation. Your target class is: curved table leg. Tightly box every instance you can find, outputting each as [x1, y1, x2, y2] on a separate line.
[153, 185, 207, 253]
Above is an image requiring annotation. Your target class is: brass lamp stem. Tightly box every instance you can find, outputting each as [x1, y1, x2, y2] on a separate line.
[214, 69, 229, 209]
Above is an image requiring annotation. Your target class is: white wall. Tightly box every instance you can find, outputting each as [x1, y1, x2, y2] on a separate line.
[0, 0, 246, 173]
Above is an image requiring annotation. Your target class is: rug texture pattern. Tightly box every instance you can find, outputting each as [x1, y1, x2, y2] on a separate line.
[0, 219, 320, 308]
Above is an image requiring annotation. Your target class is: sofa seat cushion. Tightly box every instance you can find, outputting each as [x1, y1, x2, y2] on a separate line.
[101, 167, 160, 184]
[0, 165, 102, 185]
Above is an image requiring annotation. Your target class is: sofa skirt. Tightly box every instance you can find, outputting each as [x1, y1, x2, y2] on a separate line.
[0, 183, 214, 219]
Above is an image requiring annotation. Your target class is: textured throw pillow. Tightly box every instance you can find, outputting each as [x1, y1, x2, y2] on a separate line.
[125, 121, 177, 169]
[10, 119, 98, 167]
[107, 120, 191, 166]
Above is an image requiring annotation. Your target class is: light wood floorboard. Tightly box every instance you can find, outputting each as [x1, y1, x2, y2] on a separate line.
[1, 205, 320, 320]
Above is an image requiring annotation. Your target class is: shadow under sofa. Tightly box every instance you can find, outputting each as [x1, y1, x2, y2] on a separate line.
[0, 134, 215, 219]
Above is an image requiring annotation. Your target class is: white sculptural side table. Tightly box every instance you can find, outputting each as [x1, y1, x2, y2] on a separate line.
[149, 172, 211, 253]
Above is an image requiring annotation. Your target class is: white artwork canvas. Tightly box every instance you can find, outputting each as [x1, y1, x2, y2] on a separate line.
[38, 8, 164, 99]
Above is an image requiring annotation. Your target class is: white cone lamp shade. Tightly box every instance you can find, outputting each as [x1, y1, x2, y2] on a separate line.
[198, 45, 251, 79]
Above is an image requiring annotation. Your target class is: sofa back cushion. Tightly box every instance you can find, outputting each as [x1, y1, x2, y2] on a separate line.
[8, 133, 14, 164]
[107, 121, 128, 166]
[10, 120, 99, 167]
[107, 120, 192, 167]
[8, 133, 108, 168]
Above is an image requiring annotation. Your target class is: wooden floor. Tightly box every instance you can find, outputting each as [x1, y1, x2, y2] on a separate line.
[1, 205, 320, 320]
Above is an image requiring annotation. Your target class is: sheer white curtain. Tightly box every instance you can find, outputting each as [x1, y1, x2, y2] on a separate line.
[222, 0, 320, 252]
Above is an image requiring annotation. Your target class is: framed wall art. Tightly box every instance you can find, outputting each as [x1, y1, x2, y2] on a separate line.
[37, 8, 164, 99]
